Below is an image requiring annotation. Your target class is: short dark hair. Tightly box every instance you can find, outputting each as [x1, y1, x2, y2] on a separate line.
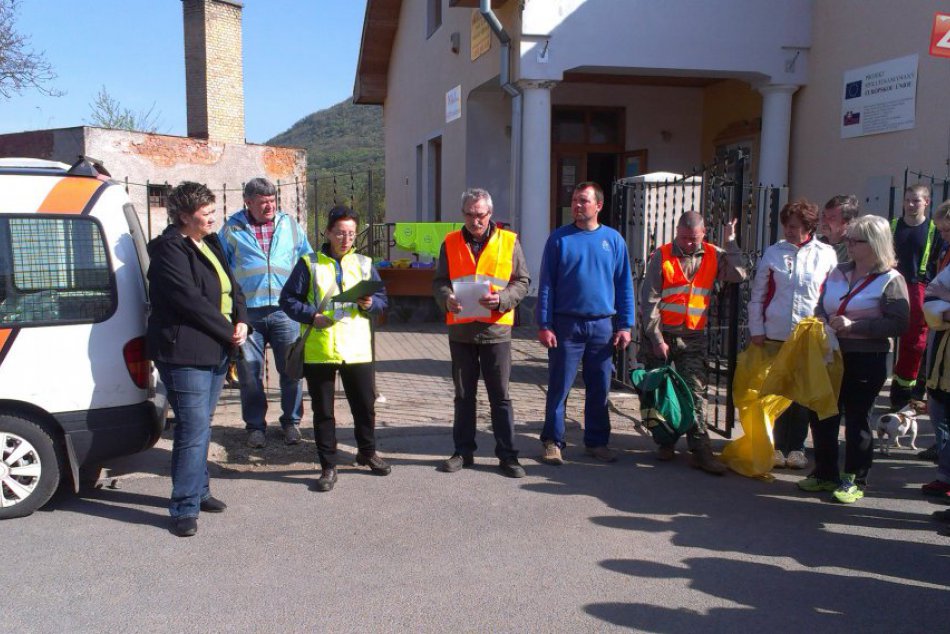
[244, 178, 276, 199]
[824, 194, 860, 222]
[167, 181, 215, 227]
[574, 181, 604, 205]
[780, 199, 820, 234]
[326, 205, 360, 231]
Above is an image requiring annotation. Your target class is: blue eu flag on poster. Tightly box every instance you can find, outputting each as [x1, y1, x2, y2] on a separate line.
[845, 80, 862, 99]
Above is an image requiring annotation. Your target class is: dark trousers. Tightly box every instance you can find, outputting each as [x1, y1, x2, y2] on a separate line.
[810, 351, 887, 484]
[773, 402, 811, 454]
[304, 362, 376, 467]
[449, 340, 517, 460]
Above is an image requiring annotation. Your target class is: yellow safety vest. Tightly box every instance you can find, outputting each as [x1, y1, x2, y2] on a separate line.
[301, 251, 374, 364]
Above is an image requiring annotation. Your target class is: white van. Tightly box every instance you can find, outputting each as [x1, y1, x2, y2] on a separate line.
[0, 157, 166, 519]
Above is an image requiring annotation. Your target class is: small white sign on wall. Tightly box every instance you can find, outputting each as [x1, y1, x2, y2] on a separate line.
[840, 54, 918, 139]
[446, 85, 462, 123]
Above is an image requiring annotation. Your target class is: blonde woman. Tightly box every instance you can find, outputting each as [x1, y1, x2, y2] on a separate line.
[798, 215, 909, 503]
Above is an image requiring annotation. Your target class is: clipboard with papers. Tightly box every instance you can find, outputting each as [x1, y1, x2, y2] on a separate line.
[331, 279, 385, 304]
[451, 280, 491, 319]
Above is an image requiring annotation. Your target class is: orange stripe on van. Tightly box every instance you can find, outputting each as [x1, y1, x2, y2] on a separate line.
[37, 178, 104, 214]
[0, 328, 17, 367]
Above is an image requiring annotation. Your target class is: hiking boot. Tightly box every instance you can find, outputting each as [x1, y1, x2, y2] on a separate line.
[690, 446, 726, 475]
[785, 450, 808, 470]
[585, 445, 618, 463]
[921, 479, 950, 500]
[283, 425, 302, 445]
[832, 473, 864, 504]
[918, 445, 939, 463]
[246, 430, 266, 448]
[499, 458, 526, 479]
[439, 453, 474, 473]
[797, 475, 839, 492]
[356, 452, 392, 475]
[540, 441, 564, 465]
[773, 449, 786, 468]
[313, 466, 337, 492]
[656, 445, 675, 461]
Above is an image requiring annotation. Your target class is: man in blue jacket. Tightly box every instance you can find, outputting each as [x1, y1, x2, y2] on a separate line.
[220, 178, 314, 448]
[536, 181, 635, 465]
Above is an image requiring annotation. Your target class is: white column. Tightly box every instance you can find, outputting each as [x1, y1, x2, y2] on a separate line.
[757, 84, 799, 188]
[518, 80, 557, 293]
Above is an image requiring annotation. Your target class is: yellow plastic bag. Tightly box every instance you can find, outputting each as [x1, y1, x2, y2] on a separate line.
[721, 318, 843, 478]
[720, 341, 790, 479]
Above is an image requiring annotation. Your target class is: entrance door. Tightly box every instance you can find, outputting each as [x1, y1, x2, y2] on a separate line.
[551, 107, 625, 229]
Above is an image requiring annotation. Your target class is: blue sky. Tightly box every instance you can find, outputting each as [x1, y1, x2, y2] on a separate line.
[0, 0, 368, 143]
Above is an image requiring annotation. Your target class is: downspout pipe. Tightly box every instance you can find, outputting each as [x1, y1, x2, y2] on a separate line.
[480, 0, 523, 233]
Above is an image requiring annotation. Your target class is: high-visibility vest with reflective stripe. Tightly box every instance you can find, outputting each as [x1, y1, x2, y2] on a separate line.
[890, 217, 936, 278]
[301, 251, 374, 364]
[445, 228, 517, 326]
[658, 242, 718, 330]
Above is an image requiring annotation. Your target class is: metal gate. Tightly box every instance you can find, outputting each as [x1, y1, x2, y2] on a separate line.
[612, 151, 785, 437]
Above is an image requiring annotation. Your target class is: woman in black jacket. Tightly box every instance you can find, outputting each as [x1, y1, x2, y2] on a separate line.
[147, 181, 250, 537]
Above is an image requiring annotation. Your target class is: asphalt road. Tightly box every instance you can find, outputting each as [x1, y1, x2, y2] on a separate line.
[2, 425, 948, 633]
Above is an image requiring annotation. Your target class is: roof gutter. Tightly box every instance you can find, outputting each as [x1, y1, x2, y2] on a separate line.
[480, 0, 522, 233]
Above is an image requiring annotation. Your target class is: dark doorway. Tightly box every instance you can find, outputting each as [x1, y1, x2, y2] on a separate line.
[587, 152, 619, 228]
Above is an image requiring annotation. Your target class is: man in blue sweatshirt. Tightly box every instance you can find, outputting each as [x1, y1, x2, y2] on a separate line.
[536, 181, 635, 465]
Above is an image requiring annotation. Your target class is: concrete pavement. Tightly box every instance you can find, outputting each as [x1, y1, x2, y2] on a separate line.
[2, 324, 949, 633]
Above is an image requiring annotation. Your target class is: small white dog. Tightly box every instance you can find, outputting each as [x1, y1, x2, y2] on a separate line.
[874, 408, 918, 455]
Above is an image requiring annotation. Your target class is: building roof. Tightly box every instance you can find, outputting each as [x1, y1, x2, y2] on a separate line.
[353, 0, 403, 105]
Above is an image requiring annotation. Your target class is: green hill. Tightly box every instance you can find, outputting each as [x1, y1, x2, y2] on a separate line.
[267, 99, 383, 177]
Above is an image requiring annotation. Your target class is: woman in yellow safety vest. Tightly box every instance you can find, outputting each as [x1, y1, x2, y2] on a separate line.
[279, 206, 389, 492]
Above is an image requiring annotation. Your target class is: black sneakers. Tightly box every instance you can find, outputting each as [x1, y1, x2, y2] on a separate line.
[199, 496, 227, 513]
[172, 517, 198, 537]
[499, 458, 526, 479]
[355, 453, 392, 475]
[439, 453, 474, 472]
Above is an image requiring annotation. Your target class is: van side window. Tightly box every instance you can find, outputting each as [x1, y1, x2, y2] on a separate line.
[0, 216, 116, 325]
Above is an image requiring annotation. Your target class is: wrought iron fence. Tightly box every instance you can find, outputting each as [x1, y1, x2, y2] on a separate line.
[118, 168, 384, 245]
[612, 151, 786, 437]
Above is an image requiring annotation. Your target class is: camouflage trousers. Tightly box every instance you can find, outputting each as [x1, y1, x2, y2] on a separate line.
[638, 331, 710, 450]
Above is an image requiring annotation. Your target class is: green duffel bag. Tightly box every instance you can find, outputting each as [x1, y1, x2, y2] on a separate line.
[630, 365, 695, 446]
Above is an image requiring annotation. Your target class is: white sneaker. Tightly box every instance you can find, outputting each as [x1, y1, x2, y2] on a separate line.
[786, 450, 808, 470]
[772, 449, 786, 468]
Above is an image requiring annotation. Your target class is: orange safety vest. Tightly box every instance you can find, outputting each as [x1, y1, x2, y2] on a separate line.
[658, 242, 718, 330]
[445, 228, 517, 326]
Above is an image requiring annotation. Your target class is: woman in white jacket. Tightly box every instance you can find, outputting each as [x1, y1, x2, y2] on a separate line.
[749, 199, 838, 469]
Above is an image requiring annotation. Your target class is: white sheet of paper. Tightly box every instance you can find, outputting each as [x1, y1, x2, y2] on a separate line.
[452, 280, 491, 318]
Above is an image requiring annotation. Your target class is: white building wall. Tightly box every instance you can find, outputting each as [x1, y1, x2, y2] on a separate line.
[791, 0, 950, 211]
[383, 1, 517, 224]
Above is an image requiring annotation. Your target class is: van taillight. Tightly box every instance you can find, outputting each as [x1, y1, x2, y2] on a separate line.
[123, 337, 149, 389]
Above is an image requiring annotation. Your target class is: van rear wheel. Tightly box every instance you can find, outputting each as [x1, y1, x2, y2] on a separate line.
[0, 414, 62, 520]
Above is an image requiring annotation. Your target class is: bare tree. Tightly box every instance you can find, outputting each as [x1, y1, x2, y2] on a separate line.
[0, 0, 60, 98]
[86, 85, 163, 133]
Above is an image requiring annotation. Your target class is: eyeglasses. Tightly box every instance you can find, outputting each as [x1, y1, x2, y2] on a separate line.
[464, 212, 490, 221]
[332, 231, 357, 239]
[845, 237, 868, 244]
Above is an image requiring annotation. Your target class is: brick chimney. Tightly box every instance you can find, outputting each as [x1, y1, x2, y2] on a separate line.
[182, 0, 245, 144]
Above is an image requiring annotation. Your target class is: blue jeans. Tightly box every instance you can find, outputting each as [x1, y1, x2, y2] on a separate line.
[927, 390, 950, 451]
[541, 315, 614, 449]
[237, 307, 303, 432]
[156, 355, 228, 519]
